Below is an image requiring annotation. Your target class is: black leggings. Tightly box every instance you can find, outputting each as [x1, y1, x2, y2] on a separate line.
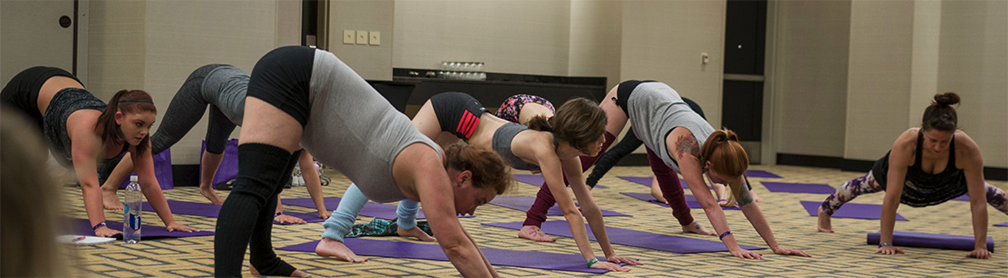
[149, 64, 236, 155]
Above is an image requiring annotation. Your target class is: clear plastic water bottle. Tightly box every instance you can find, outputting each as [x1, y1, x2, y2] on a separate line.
[123, 175, 142, 244]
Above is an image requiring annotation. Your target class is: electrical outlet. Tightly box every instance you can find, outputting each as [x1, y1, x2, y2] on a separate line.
[343, 30, 355, 44]
[356, 31, 368, 44]
[369, 31, 380, 46]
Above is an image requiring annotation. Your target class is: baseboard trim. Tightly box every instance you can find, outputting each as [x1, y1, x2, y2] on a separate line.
[776, 153, 1007, 181]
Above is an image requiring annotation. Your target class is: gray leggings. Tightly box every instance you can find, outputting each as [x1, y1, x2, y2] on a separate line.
[150, 64, 236, 154]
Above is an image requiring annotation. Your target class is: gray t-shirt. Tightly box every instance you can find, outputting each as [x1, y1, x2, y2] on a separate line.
[627, 82, 714, 173]
[300, 49, 442, 203]
[201, 65, 248, 126]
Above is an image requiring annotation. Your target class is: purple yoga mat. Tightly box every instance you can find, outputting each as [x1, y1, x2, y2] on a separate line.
[71, 218, 214, 239]
[278, 238, 621, 273]
[951, 194, 970, 201]
[620, 192, 739, 210]
[867, 230, 994, 252]
[744, 170, 782, 178]
[800, 200, 908, 221]
[994, 222, 1008, 227]
[617, 176, 703, 189]
[140, 200, 324, 225]
[483, 221, 764, 253]
[116, 148, 174, 190]
[761, 182, 836, 194]
[512, 174, 607, 188]
[487, 196, 630, 217]
[282, 197, 427, 220]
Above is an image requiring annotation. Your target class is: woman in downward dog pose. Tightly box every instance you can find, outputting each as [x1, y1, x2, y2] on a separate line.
[514, 94, 718, 244]
[1, 67, 197, 237]
[215, 46, 511, 277]
[98, 64, 330, 223]
[601, 80, 810, 259]
[817, 92, 1007, 259]
[321, 91, 640, 271]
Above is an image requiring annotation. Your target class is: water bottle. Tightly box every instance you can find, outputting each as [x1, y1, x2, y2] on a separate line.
[123, 175, 142, 244]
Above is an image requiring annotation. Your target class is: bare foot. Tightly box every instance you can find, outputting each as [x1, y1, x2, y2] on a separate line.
[517, 225, 556, 242]
[102, 187, 124, 210]
[817, 206, 834, 233]
[200, 186, 226, 205]
[682, 222, 717, 236]
[751, 190, 764, 203]
[398, 226, 436, 242]
[315, 237, 368, 262]
[250, 264, 311, 277]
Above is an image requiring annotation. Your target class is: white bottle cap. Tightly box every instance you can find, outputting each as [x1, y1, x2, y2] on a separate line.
[130, 175, 138, 182]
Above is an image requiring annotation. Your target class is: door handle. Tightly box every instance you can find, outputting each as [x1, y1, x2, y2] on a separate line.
[59, 15, 72, 28]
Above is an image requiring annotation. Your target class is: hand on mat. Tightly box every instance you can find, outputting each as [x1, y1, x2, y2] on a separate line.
[165, 222, 199, 233]
[317, 210, 332, 220]
[773, 247, 811, 257]
[590, 260, 630, 272]
[730, 248, 763, 260]
[875, 245, 904, 255]
[966, 248, 992, 259]
[275, 214, 307, 224]
[94, 226, 120, 237]
[608, 255, 643, 266]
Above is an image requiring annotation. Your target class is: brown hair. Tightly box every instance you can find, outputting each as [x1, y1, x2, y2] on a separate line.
[2, 110, 76, 277]
[700, 129, 749, 202]
[443, 143, 514, 194]
[526, 97, 607, 154]
[97, 89, 157, 155]
[921, 92, 960, 132]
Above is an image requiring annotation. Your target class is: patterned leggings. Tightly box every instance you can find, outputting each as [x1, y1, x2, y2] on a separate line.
[820, 171, 1008, 215]
[494, 94, 554, 123]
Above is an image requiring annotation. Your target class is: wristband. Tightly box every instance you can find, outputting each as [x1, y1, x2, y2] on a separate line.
[92, 222, 107, 231]
[587, 257, 598, 268]
[878, 242, 893, 248]
[719, 230, 733, 240]
[275, 212, 284, 217]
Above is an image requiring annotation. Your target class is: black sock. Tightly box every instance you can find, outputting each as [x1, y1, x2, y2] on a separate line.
[214, 143, 294, 277]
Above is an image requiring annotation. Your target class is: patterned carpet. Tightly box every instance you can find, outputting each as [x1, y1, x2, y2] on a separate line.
[60, 165, 1007, 277]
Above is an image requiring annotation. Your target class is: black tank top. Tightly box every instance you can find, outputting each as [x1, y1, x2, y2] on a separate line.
[872, 130, 967, 207]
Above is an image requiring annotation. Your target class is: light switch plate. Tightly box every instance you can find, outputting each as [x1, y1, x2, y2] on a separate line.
[369, 31, 381, 46]
[343, 30, 355, 44]
[356, 31, 368, 44]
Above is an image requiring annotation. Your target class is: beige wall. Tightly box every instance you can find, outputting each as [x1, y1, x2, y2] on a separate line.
[568, 0, 622, 91]
[844, 0, 915, 161]
[88, 0, 297, 165]
[328, 0, 394, 80]
[936, 0, 1007, 167]
[768, 0, 850, 158]
[621, 0, 726, 129]
[392, 0, 572, 76]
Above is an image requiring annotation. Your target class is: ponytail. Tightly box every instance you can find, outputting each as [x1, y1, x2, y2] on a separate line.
[700, 129, 749, 204]
[529, 98, 606, 154]
[922, 92, 960, 132]
[96, 90, 157, 155]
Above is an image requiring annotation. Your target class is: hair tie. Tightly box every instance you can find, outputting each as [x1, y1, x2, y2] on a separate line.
[120, 99, 153, 103]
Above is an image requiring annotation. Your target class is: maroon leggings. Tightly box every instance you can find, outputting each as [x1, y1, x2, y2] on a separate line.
[522, 132, 615, 227]
[521, 132, 695, 227]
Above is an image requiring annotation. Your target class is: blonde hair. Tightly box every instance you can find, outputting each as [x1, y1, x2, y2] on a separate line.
[700, 129, 749, 204]
[2, 110, 75, 277]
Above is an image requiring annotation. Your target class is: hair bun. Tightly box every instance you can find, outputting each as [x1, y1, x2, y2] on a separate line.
[934, 92, 961, 106]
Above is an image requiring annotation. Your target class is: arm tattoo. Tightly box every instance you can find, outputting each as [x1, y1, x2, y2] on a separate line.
[674, 135, 700, 161]
[737, 181, 754, 206]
